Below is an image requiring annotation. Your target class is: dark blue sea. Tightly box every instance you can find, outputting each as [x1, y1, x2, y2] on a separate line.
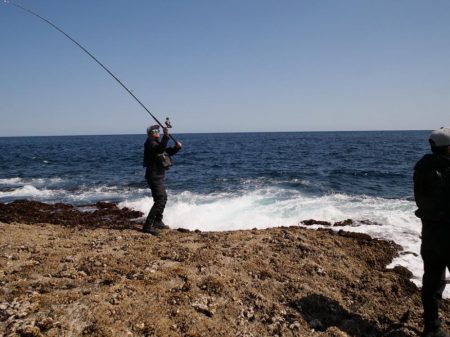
[0, 131, 432, 285]
[0, 131, 428, 201]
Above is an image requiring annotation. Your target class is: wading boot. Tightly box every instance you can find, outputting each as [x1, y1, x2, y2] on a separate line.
[142, 219, 160, 236]
[153, 219, 170, 230]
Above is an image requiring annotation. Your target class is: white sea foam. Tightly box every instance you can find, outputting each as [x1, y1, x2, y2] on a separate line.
[0, 177, 63, 186]
[0, 185, 56, 199]
[0, 177, 23, 185]
[70, 186, 148, 204]
[120, 188, 419, 236]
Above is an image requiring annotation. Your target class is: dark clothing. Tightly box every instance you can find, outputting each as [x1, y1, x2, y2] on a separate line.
[414, 153, 450, 330]
[146, 176, 167, 223]
[421, 222, 450, 330]
[143, 135, 180, 179]
[143, 135, 180, 224]
[414, 154, 450, 222]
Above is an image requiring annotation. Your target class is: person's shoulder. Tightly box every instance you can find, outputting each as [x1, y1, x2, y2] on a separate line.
[415, 154, 450, 171]
[415, 154, 436, 170]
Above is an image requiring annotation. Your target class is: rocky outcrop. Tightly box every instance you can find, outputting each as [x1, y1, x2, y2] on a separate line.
[0, 201, 447, 336]
[0, 200, 142, 230]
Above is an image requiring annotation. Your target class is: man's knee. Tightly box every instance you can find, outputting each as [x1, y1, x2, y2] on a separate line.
[155, 196, 167, 207]
[152, 187, 167, 204]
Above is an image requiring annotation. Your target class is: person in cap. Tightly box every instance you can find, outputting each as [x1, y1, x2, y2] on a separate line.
[414, 127, 450, 337]
[143, 125, 182, 235]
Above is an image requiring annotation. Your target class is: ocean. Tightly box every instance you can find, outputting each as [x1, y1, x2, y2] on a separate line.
[0, 131, 434, 289]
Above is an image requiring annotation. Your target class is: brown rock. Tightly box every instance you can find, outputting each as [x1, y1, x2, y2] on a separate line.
[0, 202, 445, 336]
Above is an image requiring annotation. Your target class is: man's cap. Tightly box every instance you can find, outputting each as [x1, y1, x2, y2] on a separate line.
[147, 125, 160, 134]
[429, 127, 450, 147]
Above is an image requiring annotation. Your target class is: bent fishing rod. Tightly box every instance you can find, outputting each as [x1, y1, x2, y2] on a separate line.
[5, 0, 178, 143]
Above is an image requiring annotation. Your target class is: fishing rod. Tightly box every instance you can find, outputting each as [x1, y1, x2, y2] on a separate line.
[4, 0, 178, 143]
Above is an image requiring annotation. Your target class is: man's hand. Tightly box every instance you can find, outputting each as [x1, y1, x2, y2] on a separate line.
[175, 142, 182, 149]
[163, 127, 169, 136]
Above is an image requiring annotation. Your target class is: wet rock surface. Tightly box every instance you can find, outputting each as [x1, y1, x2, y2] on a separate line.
[0, 200, 449, 336]
[0, 200, 143, 230]
[301, 219, 383, 227]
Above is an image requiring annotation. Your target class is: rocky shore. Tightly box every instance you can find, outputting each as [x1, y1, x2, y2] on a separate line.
[0, 200, 448, 337]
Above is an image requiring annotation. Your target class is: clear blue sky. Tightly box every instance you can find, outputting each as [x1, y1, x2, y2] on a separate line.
[1, 0, 449, 136]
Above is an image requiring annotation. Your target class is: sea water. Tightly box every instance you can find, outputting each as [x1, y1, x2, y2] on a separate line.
[0, 131, 435, 290]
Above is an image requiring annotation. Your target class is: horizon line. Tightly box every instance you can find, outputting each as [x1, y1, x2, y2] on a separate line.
[0, 129, 432, 138]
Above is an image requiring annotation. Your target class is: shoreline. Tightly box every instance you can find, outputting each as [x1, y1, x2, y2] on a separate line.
[1, 201, 448, 336]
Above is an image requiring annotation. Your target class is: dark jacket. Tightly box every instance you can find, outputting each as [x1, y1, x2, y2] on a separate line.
[414, 153, 450, 222]
[143, 135, 180, 179]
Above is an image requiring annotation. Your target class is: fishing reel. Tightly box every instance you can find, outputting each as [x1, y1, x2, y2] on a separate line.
[165, 117, 172, 128]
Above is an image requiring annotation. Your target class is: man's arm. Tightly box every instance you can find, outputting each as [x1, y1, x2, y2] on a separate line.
[163, 128, 182, 155]
[166, 142, 182, 156]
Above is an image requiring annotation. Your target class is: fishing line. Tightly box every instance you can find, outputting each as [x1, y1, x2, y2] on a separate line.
[5, 0, 178, 142]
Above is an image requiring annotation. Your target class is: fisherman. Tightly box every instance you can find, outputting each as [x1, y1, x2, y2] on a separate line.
[414, 127, 450, 337]
[143, 125, 182, 235]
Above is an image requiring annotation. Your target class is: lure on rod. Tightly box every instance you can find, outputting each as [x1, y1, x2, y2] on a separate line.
[4, 0, 178, 143]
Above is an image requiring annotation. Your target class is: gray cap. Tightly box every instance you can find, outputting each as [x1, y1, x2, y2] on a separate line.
[429, 127, 450, 147]
[146, 125, 160, 134]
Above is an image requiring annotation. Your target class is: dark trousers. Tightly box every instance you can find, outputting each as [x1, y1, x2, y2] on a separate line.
[421, 221, 450, 330]
[146, 176, 167, 224]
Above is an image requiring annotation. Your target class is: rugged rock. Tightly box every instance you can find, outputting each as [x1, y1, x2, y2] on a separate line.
[0, 200, 448, 336]
[0, 200, 142, 230]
